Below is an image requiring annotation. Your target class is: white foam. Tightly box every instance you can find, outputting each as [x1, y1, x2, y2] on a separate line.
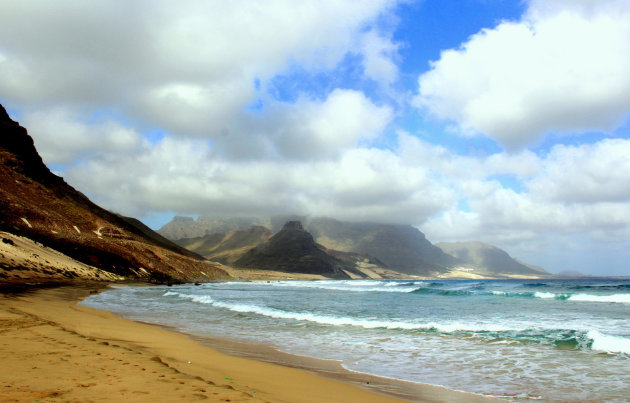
[587, 330, 630, 354]
[490, 291, 514, 296]
[568, 294, 630, 304]
[534, 292, 558, 299]
[270, 280, 423, 293]
[168, 292, 521, 333]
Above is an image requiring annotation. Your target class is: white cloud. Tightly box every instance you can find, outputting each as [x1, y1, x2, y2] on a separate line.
[415, 0, 630, 148]
[527, 139, 630, 203]
[22, 108, 145, 164]
[415, 135, 630, 275]
[62, 134, 452, 224]
[359, 30, 400, 86]
[0, 0, 399, 139]
[270, 89, 393, 159]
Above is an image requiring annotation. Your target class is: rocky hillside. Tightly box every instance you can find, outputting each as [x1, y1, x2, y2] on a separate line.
[176, 226, 272, 265]
[306, 218, 459, 276]
[233, 221, 364, 279]
[0, 104, 229, 284]
[436, 241, 548, 276]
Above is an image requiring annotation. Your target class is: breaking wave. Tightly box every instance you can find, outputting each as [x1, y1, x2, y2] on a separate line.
[268, 280, 427, 293]
[162, 291, 630, 355]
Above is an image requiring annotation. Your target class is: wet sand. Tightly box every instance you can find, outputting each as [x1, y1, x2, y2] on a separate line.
[0, 285, 500, 402]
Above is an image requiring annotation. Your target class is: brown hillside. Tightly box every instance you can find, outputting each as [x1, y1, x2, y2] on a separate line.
[0, 104, 229, 284]
[176, 226, 272, 264]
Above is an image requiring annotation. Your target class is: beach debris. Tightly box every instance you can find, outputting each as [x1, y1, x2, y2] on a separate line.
[20, 217, 32, 228]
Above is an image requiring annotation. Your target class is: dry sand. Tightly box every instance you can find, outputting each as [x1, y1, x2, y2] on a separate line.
[0, 285, 500, 402]
[0, 231, 122, 283]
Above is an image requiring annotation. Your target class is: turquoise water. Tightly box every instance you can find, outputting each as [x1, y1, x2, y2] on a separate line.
[81, 279, 630, 401]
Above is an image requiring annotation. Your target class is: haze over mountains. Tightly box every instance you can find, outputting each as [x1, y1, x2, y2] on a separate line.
[160, 215, 550, 278]
[436, 241, 546, 277]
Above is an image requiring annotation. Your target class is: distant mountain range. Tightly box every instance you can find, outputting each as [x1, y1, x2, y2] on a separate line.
[161, 215, 550, 278]
[0, 104, 228, 285]
[436, 241, 546, 277]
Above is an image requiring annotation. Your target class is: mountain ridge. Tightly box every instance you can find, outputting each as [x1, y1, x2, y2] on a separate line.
[159, 215, 548, 278]
[436, 241, 545, 276]
[0, 104, 229, 284]
[233, 221, 363, 279]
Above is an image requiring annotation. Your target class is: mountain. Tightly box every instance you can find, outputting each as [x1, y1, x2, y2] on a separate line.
[159, 215, 303, 240]
[436, 241, 548, 276]
[0, 104, 228, 284]
[233, 221, 363, 279]
[175, 226, 272, 265]
[159, 215, 460, 276]
[306, 218, 459, 276]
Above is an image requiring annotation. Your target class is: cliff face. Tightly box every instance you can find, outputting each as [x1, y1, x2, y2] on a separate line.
[0, 104, 229, 284]
[234, 221, 360, 279]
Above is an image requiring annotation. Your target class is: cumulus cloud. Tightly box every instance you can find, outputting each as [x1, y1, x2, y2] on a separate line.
[266, 89, 393, 160]
[63, 135, 452, 224]
[415, 0, 630, 148]
[0, 0, 400, 138]
[22, 108, 145, 164]
[528, 139, 630, 203]
[359, 30, 400, 86]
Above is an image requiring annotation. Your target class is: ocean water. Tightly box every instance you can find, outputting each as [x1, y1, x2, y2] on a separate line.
[80, 279, 630, 401]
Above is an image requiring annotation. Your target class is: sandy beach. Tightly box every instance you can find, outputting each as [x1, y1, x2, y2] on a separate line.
[0, 284, 499, 402]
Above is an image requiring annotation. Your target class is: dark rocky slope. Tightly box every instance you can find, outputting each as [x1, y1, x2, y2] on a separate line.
[234, 221, 364, 279]
[306, 218, 459, 276]
[0, 104, 228, 284]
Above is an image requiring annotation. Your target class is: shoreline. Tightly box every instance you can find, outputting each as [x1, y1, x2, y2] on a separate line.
[188, 333, 504, 402]
[0, 283, 500, 402]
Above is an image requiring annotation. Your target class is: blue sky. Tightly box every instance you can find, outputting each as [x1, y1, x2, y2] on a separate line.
[1, 0, 630, 275]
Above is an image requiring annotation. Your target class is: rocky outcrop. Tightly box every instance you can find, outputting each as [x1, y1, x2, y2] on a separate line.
[234, 221, 362, 279]
[0, 104, 229, 284]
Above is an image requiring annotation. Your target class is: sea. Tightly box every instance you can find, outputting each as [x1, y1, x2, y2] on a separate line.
[80, 278, 630, 401]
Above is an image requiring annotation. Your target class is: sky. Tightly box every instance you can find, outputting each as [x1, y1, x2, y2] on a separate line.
[1, 0, 629, 275]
